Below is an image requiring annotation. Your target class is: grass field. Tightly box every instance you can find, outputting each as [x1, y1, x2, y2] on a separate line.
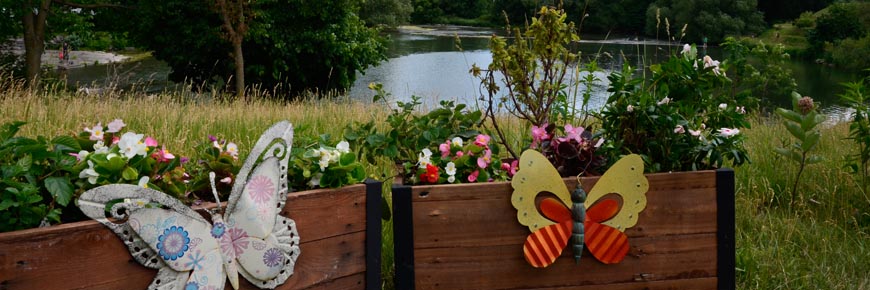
[1, 84, 868, 289]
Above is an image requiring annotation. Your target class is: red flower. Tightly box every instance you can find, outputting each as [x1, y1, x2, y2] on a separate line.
[420, 164, 439, 184]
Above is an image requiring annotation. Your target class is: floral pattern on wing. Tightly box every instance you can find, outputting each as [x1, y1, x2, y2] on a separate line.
[246, 175, 275, 204]
[157, 225, 190, 261]
[219, 227, 249, 258]
[263, 248, 285, 267]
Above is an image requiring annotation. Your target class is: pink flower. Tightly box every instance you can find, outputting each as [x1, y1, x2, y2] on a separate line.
[439, 141, 451, 158]
[112, 136, 120, 145]
[220, 177, 232, 184]
[468, 170, 480, 182]
[477, 149, 492, 169]
[84, 122, 104, 141]
[559, 124, 584, 143]
[152, 146, 175, 163]
[718, 128, 740, 138]
[531, 124, 550, 148]
[502, 160, 519, 177]
[473, 134, 491, 146]
[145, 136, 158, 147]
[689, 129, 702, 137]
[674, 125, 686, 134]
[106, 119, 126, 133]
[456, 151, 464, 158]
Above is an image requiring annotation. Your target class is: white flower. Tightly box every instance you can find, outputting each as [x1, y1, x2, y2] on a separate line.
[657, 97, 671, 106]
[594, 138, 605, 148]
[328, 150, 341, 163]
[701, 123, 707, 130]
[703, 55, 722, 76]
[719, 103, 727, 110]
[106, 119, 126, 133]
[75, 150, 89, 161]
[336, 141, 350, 153]
[736, 106, 746, 114]
[681, 44, 691, 55]
[674, 125, 686, 134]
[447, 175, 456, 183]
[689, 129, 702, 137]
[118, 132, 147, 159]
[451, 137, 463, 147]
[79, 160, 99, 184]
[138, 176, 150, 188]
[84, 123, 104, 141]
[93, 141, 109, 154]
[212, 140, 223, 151]
[226, 142, 239, 158]
[318, 159, 330, 171]
[627, 104, 634, 112]
[308, 172, 323, 188]
[220, 177, 232, 184]
[718, 128, 740, 138]
[445, 162, 457, 176]
[418, 148, 433, 168]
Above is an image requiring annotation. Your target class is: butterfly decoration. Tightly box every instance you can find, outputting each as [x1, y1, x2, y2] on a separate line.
[76, 121, 301, 290]
[511, 150, 649, 268]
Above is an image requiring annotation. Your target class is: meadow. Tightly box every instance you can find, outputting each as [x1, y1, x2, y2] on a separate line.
[1, 82, 868, 289]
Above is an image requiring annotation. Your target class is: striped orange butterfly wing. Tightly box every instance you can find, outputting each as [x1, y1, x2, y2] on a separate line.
[523, 198, 573, 268]
[584, 198, 629, 264]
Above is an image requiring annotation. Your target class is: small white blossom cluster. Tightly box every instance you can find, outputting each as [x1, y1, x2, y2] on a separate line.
[307, 141, 351, 188]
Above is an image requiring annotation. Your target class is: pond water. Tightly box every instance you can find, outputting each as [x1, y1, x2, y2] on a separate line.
[348, 27, 860, 119]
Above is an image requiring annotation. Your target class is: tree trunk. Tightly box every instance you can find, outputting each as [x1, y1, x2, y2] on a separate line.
[22, 0, 51, 88]
[232, 40, 245, 101]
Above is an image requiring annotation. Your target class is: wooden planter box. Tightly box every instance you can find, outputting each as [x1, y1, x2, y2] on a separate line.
[393, 170, 735, 290]
[0, 180, 383, 290]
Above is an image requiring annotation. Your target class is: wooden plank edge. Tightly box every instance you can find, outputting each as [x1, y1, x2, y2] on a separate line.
[298, 272, 366, 290]
[392, 184, 416, 290]
[364, 179, 383, 290]
[716, 168, 736, 290]
[522, 276, 718, 290]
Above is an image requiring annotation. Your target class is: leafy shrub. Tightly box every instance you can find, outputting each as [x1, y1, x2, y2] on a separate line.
[794, 11, 815, 29]
[831, 35, 870, 72]
[774, 93, 825, 206]
[841, 78, 870, 192]
[0, 122, 78, 232]
[723, 37, 797, 107]
[598, 45, 751, 172]
[344, 84, 484, 182]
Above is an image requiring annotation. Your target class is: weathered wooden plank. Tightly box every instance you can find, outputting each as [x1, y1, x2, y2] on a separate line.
[0, 183, 373, 290]
[297, 272, 365, 290]
[283, 183, 369, 242]
[524, 277, 718, 290]
[409, 173, 718, 249]
[412, 234, 718, 290]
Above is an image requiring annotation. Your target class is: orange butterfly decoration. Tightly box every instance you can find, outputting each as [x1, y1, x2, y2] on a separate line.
[512, 150, 649, 268]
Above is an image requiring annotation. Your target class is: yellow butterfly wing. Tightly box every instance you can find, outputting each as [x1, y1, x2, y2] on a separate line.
[585, 154, 648, 231]
[511, 150, 571, 232]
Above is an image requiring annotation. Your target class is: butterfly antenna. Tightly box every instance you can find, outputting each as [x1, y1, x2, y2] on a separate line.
[209, 172, 223, 213]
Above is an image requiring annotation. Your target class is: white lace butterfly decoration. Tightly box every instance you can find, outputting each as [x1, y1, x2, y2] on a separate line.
[76, 121, 301, 290]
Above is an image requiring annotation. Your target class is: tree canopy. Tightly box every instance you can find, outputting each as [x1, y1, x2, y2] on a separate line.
[646, 0, 766, 43]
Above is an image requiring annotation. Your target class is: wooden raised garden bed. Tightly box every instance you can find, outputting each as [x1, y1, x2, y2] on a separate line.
[393, 169, 735, 290]
[0, 180, 383, 290]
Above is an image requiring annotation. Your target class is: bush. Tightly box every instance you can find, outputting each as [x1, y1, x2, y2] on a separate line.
[794, 11, 815, 29]
[831, 35, 870, 72]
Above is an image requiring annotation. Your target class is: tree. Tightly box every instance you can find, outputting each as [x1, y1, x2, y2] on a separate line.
[126, 0, 386, 97]
[213, 0, 253, 100]
[645, 0, 766, 43]
[360, 0, 413, 27]
[9, 0, 124, 87]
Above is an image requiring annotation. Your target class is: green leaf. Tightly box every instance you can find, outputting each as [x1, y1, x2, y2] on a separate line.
[776, 108, 803, 124]
[383, 145, 398, 158]
[16, 155, 32, 172]
[339, 152, 357, 166]
[802, 132, 820, 152]
[784, 122, 806, 140]
[122, 166, 139, 181]
[806, 155, 824, 164]
[51, 136, 81, 152]
[104, 156, 127, 172]
[44, 177, 73, 206]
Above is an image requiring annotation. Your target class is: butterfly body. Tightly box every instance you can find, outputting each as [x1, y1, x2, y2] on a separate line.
[512, 150, 648, 268]
[77, 122, 300, 290]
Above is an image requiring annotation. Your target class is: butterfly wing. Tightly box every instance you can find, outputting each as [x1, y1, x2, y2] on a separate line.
[225, 121, 301, 288]
[584, 199, 629, 264]
[77, 184, 225, 290]
[512, 150, 572, 232]
[523, 197, 573, 268]
[585, 154, 648, 231]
